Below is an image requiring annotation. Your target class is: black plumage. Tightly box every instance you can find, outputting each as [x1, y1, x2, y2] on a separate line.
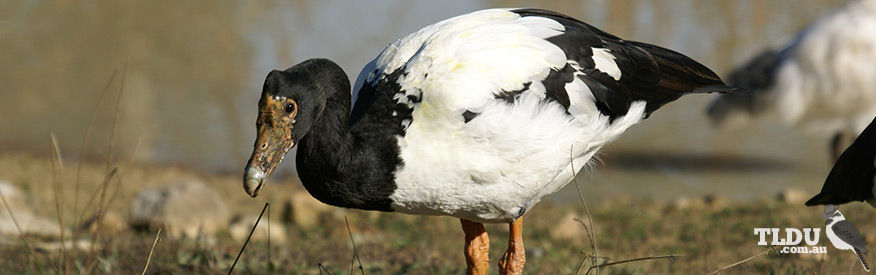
[462, 110, 480, 123]
[513, 8, 734, 120]
[267, 59, 399, 211]
[494, 82, 533, 104]
[806, 116, 876, 207]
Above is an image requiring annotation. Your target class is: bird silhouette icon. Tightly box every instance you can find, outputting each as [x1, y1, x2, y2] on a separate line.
[823, 204, 870, 272]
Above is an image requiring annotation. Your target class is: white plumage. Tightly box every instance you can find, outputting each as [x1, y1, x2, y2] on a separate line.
[391, 92, 645, 222]
[708, 0, 876, 157]
[348, 9, 643, 222]
[781, 0, 876, 132]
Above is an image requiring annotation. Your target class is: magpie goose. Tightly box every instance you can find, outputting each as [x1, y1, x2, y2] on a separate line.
[243, 8, 733, 274]
[707, 0, 876, 161]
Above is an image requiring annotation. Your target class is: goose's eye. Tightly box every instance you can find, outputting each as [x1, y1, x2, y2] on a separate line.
[285, 103, 296, 114]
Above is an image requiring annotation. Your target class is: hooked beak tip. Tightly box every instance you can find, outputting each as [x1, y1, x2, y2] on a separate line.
[244, 167, 266, 197]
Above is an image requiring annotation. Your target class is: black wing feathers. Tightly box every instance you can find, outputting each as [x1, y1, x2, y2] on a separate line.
[514, 8, 732, 118]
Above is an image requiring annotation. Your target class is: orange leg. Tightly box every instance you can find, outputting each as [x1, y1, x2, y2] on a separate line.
[461, 219, 490, 275]
[498, 217, 525, 275]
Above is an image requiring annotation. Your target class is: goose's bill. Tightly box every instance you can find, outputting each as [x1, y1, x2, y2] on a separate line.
[243, 166, 267, 197]
[243, 120, 294, 198]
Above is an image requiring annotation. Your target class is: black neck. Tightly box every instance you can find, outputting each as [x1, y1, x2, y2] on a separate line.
[295, 88, 396, 211]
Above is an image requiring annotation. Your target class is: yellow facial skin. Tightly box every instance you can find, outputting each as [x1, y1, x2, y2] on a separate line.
[244, 95, 297, 197]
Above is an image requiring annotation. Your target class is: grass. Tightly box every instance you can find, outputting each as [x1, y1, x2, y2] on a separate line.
[0, 78, 871, 273]
[1, 152, 876, 274]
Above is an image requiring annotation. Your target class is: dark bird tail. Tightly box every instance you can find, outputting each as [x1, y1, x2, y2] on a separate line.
[854, 248, 871, 272]
[621, 41, 743, 116]
[806, 116, 876, 207]
[805, 192, 863, 207]
[805, 193, 835, 206]
[692, 85, 744, 94]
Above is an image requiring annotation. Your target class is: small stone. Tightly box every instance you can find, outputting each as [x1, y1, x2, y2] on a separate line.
[673, 197, 692, 209]
[0, 180, 67, 238]
[229, 215, 287, 244]
[0, 210, 66, 238]
[129, 179, 230, 238]
[0, 180, 27, 209]
[526, 247, 545, 258]
[34, 239, 97, 252]
[282, 191, 334, 230]
[550, 211, 584, 241]
[665, 196, 706, 212]
[702, 194, 727, 209]
[79, 211, 126, 234]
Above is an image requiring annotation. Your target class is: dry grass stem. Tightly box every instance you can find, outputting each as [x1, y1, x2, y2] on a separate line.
[570, 147, 599, 275]
[345, 216, 365, 275]
[105, 63, 127, 172]
[141, 227, 162, 275]
[84, 166, 118, 273]
[228, 202, 270, 275]
[73, 70, 118, 235]
[318, 263, 333, 275]
[82, 65, 127, 273]
[585, 255, 681, 274]
[49, 133, 69, 273]
[266, 202, 272, 269]
[706, 247, 775, 275]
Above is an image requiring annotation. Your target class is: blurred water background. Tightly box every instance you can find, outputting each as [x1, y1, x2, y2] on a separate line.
[0, 0, 849, 203]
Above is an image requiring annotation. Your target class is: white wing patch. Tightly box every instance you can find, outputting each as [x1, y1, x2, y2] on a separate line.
[527, 81, 547, 100]
[566, 60, 599, 117]
[591, 47, 622, 81]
